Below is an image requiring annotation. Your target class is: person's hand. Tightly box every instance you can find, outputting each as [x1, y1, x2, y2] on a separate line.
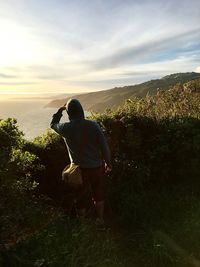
[105, 163, 112, 173]
[58, 104, 66, 112]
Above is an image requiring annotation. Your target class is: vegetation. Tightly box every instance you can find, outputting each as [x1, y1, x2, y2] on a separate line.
[46, 72, 200, 112]
[1, 78, 200, 266]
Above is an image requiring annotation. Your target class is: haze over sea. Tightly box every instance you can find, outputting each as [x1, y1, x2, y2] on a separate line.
[0, 99, 69, 140]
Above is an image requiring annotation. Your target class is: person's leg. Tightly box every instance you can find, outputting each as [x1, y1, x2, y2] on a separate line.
[73, 171, 89, 218]
[94, 200, 104, 222]
[90, 166, 105, 222]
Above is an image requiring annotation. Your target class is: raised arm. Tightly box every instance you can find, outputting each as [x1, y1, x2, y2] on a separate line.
[50, 105, 66, 135]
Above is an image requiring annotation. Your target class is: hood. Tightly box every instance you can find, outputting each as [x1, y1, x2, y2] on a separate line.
[66, 99, 85, 120]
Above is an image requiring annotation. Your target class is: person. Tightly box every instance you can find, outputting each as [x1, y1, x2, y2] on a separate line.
[50, 99, 112, 225]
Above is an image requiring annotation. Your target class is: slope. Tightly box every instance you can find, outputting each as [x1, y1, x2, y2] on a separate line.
[46, 72, 200, 112]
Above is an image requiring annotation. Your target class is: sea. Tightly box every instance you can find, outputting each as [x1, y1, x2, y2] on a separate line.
[0, 99, 69, 140]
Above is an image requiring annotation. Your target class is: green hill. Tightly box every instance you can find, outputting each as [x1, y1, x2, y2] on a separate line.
[46, 72, 200, 112]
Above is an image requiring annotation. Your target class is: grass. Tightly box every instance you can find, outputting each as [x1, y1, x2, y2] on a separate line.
[1, 181, 200, 267]
[115, 183, 200, 267]
[0, 217, 125, 267]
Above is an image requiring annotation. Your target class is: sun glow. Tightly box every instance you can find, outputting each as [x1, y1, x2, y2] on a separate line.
[0, 1, 199, 97]
[0, 20, 45, 67]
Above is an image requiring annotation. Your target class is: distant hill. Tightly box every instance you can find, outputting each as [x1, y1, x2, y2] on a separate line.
[46, 72, 200, 112]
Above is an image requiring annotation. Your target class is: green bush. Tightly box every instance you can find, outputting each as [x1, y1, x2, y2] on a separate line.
[2, 80, 200, 267]
[90, 81, 200, 228]
[0, 119, 47, 244]
[24, 129, 69, 199]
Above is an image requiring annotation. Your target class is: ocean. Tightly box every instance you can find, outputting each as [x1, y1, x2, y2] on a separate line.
[0, 99, 69, 140]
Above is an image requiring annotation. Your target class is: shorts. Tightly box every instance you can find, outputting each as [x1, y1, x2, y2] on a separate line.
[74, 165, 105, 204]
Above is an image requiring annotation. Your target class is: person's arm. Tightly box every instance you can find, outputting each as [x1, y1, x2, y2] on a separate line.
[50, 105, 66, 135]
[96, 123, 112, 172]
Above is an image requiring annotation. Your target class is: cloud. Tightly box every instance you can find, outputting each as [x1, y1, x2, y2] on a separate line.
[64, 53, 200, 90]
[196, 66, 200, 73]
[0, 0, 200, 92]
[0, 73, 16, 78]
[0, 82, 37, 85]
[37, 75, 65, 80]
[87, 28, 200, 70]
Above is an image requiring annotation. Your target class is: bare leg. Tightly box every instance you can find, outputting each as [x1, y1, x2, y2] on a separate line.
[94, 201, 104, 222]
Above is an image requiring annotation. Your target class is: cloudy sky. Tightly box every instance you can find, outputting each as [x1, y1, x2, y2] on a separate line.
[0, 0, 200, 97]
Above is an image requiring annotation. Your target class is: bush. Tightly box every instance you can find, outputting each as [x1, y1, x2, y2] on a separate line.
[24, 129, 69, 199]
[90, 81, 200, 227]
[0, 119, 47, 244]
[2, 80, 200, 267]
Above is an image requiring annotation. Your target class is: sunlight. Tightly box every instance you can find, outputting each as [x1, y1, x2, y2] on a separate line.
[0, 91, 38, 101]
[0, 20, 43, 66]
[196, 66, 200, 73]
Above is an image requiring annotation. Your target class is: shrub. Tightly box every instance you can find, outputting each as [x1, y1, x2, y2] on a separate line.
[90, 82, 200, 227]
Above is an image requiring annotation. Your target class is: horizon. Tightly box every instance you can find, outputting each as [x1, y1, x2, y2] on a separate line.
[0, 0, 200, 97]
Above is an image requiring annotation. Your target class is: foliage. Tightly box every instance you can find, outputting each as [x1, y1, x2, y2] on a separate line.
[2, 79, 200, 266]
[91, 80, 200, 225]
[24, 129, 69, 199]
[0, 218, 124, 267]
[0, 118, 24, 168]
[0, 118, 46, 244]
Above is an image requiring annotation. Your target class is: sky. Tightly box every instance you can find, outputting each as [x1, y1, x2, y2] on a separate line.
[0, 0, 200, 98]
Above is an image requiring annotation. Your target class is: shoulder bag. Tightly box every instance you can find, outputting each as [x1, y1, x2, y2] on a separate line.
[62, 120, 87, 189]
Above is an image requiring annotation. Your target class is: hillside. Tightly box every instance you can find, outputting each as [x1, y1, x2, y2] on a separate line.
[46, 72, 200, 112]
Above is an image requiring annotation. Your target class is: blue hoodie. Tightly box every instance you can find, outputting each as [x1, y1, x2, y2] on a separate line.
[50, 99, 111, 168]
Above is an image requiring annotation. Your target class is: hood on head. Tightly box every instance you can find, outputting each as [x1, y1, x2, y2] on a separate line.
[66, 99, 85, 120]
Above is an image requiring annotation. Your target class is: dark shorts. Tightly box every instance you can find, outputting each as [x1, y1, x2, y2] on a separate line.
[74, 166, 105, 203]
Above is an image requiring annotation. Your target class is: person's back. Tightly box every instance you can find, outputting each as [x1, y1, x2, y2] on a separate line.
[50, 99, 111, 168]
[50, 99, 112, 225]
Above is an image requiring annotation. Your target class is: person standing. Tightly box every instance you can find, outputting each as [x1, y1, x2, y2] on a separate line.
[50, 99, 112, 225]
